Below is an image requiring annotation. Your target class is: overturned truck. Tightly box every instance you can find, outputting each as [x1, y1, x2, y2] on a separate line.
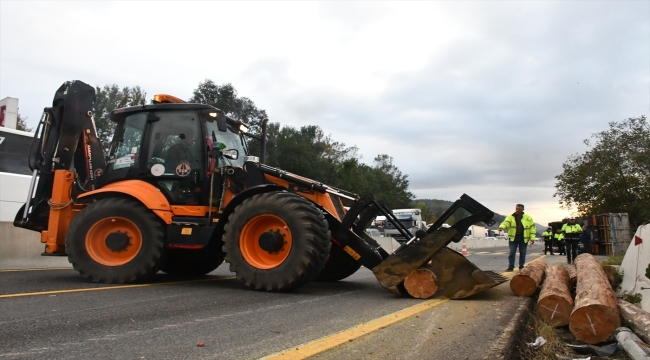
[14, 80, 506, 299]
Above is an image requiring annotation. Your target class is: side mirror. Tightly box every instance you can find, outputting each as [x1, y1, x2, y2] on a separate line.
[203, 110, 228, 132]
[223, 149, 239, 160]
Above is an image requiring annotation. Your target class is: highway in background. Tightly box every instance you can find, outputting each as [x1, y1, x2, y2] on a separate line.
[0, 245, 545, 359]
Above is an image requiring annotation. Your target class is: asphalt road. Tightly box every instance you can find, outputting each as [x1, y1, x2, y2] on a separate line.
[0, 244, 546, 360]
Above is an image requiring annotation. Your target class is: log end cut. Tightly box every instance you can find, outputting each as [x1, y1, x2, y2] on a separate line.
[404, 268, 438, 299]
[569, 305, 621, 344]
[510, 274, 538, 297]
[537, 296, 573, 327]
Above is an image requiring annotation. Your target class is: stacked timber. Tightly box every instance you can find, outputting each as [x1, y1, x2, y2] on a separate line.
[536, 266, 574, 326]
[618, 299, 650, 344]
[569, 253, 621, 344]
[510, 261, 547, 297]
[403, 265, 438, 299]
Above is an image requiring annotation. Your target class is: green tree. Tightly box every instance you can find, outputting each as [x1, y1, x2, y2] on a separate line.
[554, 116, 650, 227]
[189, 80, 268, 132]
[16, 114, 32, 132]
[93, 84, 147, 154]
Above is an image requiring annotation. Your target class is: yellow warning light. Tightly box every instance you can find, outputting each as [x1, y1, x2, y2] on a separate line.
[153, 94, 186, 104]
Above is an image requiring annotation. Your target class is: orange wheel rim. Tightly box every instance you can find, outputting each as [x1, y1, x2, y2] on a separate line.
[240, 214, 292, 270]
[85, 217, 143, 266]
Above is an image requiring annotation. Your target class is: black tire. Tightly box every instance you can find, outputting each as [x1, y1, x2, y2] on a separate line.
[160, 248, 225, 276]
[314, 243, 361, 282]
[65, 197, 165, 284]
[223, 192, 331, 291]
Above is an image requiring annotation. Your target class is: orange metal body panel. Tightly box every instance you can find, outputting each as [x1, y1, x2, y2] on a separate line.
[78, 180, 171, 210]
[42, 170, 76, 254]
[262, 174, 344, 221]
[77, 180, 174, 224]
[171, 206, 217, 217]
[78, 180, 218, 223]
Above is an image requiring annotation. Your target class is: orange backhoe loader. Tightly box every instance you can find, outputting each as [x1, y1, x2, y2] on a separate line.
[14, 80, 506, 298]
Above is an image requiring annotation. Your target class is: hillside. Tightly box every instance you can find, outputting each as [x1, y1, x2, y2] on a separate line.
[414, 199, 544, 236]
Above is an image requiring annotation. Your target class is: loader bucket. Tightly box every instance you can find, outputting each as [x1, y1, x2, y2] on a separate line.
[368, 194, 508, 299]
[372, 227, 508, 299]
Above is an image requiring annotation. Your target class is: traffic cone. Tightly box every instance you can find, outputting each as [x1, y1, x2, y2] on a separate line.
[461, 239, 468, 256]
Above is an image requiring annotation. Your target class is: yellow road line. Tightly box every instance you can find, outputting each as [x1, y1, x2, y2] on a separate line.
[261, 298, 449, 360]
[0, 267, 73, 273]
[0, 277, 235, 299]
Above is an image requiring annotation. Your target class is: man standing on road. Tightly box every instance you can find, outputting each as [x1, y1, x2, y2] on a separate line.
[554, 229, 565, 256]
[542, 227, 554, 255]
[499, 204, 536, 272]
[579, 225, 593, 255]
[562, 216, 583, 264]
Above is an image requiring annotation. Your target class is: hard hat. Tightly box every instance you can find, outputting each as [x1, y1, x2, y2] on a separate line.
[569, 216, 576, 220]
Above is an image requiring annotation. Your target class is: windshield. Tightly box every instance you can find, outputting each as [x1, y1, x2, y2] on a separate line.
[107, 112, 147, 171]
[206, 120, 247, 167]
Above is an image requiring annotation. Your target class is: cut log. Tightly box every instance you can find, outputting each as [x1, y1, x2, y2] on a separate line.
[564, 264, 577, 288]
[404, 265, 438, 299]
[569, 253, 621, 344]
[510, 261, 547, 297]
[537, 266, 574, 326]
[618, 299, 650, 344]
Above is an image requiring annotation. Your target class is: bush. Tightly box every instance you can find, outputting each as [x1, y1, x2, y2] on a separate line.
[601, 254, 624, 266]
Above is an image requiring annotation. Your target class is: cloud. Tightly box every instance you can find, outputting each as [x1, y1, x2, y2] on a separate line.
[1, 1, 648, 226]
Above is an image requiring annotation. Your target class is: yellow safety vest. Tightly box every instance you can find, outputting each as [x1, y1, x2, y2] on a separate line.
[499, 213, 536, 243]
[561, 223, 582, 234]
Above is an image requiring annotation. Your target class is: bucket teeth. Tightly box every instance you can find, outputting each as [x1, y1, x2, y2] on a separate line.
[483, 271, 509, 284]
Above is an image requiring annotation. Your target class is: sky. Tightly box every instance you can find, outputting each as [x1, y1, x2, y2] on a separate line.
[1, 1, 649, 225]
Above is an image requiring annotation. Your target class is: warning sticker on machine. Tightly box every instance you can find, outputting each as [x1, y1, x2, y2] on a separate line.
[151, 164, 165, 176]
[176, 162, 191, 177]
[343, 246, 361, 260]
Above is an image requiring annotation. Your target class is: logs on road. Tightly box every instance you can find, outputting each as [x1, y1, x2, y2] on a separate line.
[510, 261, 547, 297]
[404, 265, 438, 299]
[618, 299, 650, 344]
[564, 264, 577, 288]
[536, 266, 573, 326]
[569, 253, 621, 344]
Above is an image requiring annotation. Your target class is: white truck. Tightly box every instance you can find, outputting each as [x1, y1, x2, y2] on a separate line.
[464, 225, 487, 240]
[383, 208, 426, 242]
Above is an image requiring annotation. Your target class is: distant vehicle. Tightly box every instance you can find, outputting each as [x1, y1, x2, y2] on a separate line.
[383, 208, 426, 242]
[464, 225, 486, 239]
[0, 126, 34, 222]
[365, 228, 382, 237]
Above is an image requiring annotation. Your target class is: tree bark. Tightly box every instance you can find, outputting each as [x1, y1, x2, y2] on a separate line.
[510, 261, 547, 297]
[404, 265, 438, 299]
[569, 254, 621, 344]
[618, 299, 650, 344]
[536, 266, 574, 326]
[564, 264, 577, 288]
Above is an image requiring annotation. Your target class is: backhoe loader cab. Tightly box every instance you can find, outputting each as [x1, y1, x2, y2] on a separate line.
[15, 80, 507, 298]
[101, 104, 247, 206]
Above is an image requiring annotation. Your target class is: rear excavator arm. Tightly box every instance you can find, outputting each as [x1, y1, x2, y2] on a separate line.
[14, 80, 105, 254]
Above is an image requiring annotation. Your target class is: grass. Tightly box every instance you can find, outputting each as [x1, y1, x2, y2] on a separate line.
[520, 316, 569, 360]
[621, 292, 642, 304]
[601, 253, 624, 266]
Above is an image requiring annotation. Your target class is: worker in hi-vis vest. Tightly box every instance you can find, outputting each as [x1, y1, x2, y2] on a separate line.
[554, 229, 565, 256]
[498, 204, 536, 272]
[542, 227, 554, 255]
[562, 216, 583, 264]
